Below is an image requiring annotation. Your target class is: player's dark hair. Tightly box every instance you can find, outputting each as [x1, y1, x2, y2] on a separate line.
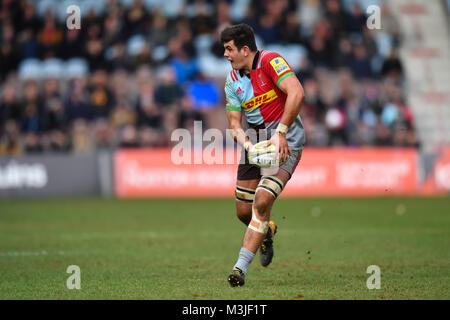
[220, 24, 257, 52]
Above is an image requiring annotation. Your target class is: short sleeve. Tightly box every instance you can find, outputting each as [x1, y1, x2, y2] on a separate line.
[261, 53, 295, 87]
[224, 76, 241, 111]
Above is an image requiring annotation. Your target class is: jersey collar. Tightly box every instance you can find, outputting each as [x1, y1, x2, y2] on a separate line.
[239, 50, 260, 78]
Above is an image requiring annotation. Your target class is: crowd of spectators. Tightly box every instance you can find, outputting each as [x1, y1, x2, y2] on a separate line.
[0, 0, 419, 156]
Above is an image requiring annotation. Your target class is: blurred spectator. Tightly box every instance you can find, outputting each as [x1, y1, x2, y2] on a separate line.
[128, 38, 154, 71]
[168, 19, 198, 85]
[88, 70, 115, 119]
[37, 11, 63, 59]
[0, 120, 21, 155]
[44, 97, 66, 132]
[308, 33, 332, 68]
[381, 49, 404, 80]
[43, 78, 60, 100]
[17, 2, 40, 60]
[375, 121, 392, 146]
[93, 118, 112, 150]
[215, 0, 233, 31]
[0, 23, 19, 79]
[335, 38, 353, 68]
[84, 24, 106, 71]
[60, 29, 84, 60]
[189, 0, 216, 36]
[48, 129, 71, 153]
[107, 42, 130, 71]
[280, 12, 304, 45]
[186, 72, 221, 129]
[154, 66, 184, 107]
[124, 0, 149, 38]
[324, 0, 347, 39]
[178, 96, 205, 133]
[255, 0, 284, 44]
[71, 119, 93, 154]
[103, 10, 125, 48]
[23, 131, 43, 153]
[137, 81, 162, 130]
[65, 79, 93, 122]
[325, 106, 348, 146]
[1, 84, 21, 125]
[185, 72, 220, 110]
[297, 0, 322, 37]
[118, 124, 139, 148]
[20, 81, 43, 133]
[148, 13, 172, 47]
[346, 2, 366, 34]
[110, 99, 137, 129]
[361, 27, 378, 59]
[349, 42, 373, 80]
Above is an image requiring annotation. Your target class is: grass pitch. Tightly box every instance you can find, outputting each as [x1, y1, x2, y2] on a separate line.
[0, 197, 449, 300]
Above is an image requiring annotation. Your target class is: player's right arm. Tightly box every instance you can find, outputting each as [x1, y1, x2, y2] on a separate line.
[225, 74, 252, 151]
[227, 109, 252, 151]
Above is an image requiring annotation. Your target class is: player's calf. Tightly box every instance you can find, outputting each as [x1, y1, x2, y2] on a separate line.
[253, 176, 285, 267]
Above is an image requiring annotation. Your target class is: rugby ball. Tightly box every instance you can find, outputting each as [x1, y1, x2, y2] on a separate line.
[248, 140, 285, 168]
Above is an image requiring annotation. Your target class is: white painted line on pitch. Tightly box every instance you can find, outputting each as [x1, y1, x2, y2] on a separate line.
[59, 231, 158, 240]
[0, 250, 49, 257]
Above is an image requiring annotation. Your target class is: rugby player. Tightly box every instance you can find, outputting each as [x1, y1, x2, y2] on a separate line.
[221, 24, 306, 287]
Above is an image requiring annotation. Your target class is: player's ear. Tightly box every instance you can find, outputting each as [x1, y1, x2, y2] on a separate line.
[243, 46, 250, 56]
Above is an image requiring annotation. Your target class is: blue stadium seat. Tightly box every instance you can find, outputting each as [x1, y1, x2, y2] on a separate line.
[42, 58, 64, 79]
[65, 58, 89, 79]
[127, 35, 147, 56]
[18, 58, 42, 80]
[36, 0, 58, 17]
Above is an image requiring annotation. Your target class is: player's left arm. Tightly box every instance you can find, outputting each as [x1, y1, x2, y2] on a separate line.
[275, 74, 305, 162]
[261, 54, 305, 162]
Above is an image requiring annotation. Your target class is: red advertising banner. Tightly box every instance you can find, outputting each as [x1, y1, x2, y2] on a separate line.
[114, 148, 418, 198]
[283, 148, 417, 196]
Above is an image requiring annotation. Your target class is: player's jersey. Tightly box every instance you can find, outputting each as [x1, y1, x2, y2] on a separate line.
[224, 50, 305, 150]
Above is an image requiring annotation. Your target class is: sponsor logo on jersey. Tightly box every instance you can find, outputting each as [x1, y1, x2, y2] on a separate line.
[270, 57, 289, 75]
[236, 87, 244, 95]
[242, 89, 278, 111]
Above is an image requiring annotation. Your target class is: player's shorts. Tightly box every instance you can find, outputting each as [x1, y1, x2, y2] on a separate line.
[237, 122, 302, 181]
[237, 148, 302, 181]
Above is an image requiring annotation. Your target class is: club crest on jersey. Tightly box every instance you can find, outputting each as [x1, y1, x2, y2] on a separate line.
[258, 73, 266, 86]
[270, 57, 289, 75]
[236, 87, 244, 95]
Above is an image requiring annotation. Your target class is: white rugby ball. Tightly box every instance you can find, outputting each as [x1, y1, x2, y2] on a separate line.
[248, 140, 285, 168]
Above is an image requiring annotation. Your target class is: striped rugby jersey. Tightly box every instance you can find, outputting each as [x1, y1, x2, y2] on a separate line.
[224, 50, 305, 150]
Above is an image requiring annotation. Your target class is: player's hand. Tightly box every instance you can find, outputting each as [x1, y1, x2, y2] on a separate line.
[267, 133, 292, 163]
[243, 141, 253, 152]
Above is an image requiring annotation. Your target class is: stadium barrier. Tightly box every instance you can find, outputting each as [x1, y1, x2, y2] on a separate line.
[0, 153, 104, 199]
[2, 147, 448, 199]
[114, 147, 448, 198]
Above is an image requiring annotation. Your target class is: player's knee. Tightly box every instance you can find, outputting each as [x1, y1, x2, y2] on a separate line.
[256, 176, 285, 199]
[253, 195, 271, 218]
[235, 185, 255, 204]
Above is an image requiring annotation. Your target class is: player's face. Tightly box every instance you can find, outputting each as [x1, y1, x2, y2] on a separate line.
[223, 40, 246, 70]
